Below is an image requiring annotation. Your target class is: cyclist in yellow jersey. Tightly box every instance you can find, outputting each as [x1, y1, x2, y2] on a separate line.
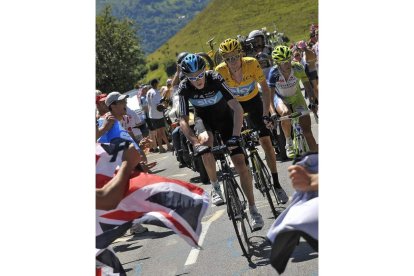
[215, 38, 288, 204]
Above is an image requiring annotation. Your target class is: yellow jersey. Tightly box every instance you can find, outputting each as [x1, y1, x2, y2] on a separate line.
[215, 57, 265, 102]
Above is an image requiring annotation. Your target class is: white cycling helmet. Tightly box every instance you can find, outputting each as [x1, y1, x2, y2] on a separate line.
[248, 30, 265, 39]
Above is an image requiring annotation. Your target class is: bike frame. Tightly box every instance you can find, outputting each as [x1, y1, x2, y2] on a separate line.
[211, 133, 252, 260]
[240, 129, 280, 218]
[274, 110, 311, 158]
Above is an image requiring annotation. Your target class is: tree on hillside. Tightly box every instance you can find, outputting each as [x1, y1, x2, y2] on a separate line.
[96, 6, 147, 93]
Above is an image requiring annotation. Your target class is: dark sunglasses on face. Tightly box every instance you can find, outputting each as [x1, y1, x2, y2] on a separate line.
[277, 60, 291, 66]
[224, 54, 241, 63]
[187, 71, 205, 81]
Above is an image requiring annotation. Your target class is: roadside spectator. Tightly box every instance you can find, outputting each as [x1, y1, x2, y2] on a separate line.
[146, 79, 173, 153]
[255, 52, 273, 81]
[125, 106, 145, 144]
[98, 92, 149, 234]
[296, 40, 319, 100]
[247, 29, 273, 57]
[267, 153, 318, 274]
[96, 144, 141, 210]
[96, 93, 116, 140]
[139, 85, 157, 151]
[160, 78, 174, 108]
[96, 93, 108, 119]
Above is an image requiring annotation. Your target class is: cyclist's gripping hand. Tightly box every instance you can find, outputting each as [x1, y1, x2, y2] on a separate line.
[194, 144, 210, 156]
[226, 135, 242, 150]
[262, 115, 273, 129]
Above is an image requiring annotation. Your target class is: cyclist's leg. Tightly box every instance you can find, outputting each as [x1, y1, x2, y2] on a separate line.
[241, 95, 288, 202]
[229, 149, 264, 230]
[307, 70, 319, 100]
[230, 151, 254, 206]
[198, 129, 218, 183]
[292, 92, 318, 152]
[241, 95, 278, 174]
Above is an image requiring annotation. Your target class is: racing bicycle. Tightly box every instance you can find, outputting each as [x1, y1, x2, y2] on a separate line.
[240, 128, 281, 218]
[209, 132, 252, 261]
[271, 110, 312, 158]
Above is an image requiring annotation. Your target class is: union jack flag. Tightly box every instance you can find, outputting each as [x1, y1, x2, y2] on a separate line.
[96, 143, 210, 275]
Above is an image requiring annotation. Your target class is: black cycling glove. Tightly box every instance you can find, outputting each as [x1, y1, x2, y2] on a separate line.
[226, 136, 242, 147]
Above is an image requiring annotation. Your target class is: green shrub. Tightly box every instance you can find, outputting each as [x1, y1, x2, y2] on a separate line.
[149, 61, 159, 71]
[164, 59, 176, 76]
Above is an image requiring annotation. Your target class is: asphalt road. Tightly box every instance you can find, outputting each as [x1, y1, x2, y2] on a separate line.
[111, 113, 318, 276]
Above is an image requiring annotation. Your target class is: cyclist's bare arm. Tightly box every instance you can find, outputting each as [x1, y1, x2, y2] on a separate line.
[96, 145, 141, 210]
[227, 99, 244, 136]
[172, 64, 181, 87]
[268, 83, 277, 115]
[259, 79, 272, 116]
[179, 115, 200, 145]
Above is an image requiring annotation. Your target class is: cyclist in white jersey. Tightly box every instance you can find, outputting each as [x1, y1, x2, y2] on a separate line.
[267, 46, 318, 156]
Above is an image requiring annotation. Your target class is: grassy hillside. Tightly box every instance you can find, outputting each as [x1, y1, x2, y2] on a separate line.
[143, 0, 318, 84]
[96, 0, 211, 54]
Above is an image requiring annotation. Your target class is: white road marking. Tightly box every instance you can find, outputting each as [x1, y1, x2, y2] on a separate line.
[170, 173, 188, 177]
[148, 156, 169, 163]
[184, 209, 225, 266]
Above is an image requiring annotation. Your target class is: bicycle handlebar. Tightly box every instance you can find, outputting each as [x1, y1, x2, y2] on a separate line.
[271, 110, 312, 122]
[193, 144, 211, 156]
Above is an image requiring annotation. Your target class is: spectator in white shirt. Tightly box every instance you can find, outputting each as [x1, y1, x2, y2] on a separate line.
[146, 79, 173, 153]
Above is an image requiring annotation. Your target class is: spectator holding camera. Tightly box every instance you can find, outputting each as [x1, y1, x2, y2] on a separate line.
[146, 79, 173, 153]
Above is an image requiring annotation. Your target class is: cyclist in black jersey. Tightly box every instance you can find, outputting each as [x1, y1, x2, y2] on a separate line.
[178, 53, 264, 230]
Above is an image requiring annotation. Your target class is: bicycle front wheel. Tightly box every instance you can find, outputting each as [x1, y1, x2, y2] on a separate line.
[252, 153, 278, 218]
[224, 177, 251, 259]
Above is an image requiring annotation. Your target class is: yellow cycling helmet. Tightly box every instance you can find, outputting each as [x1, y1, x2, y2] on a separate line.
[219, 38, 241, 55]
[271, 45, 292, 62]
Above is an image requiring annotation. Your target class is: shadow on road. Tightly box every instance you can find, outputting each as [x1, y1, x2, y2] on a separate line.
[290, 241, 318, 263]
[113, 244, 142, 253]
[149, 168, 166, 174]
[248, 236, 272, 267]
[128, 230, 175, 242]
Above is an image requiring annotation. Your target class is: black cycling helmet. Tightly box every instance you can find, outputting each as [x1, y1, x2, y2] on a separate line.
[255, 52, 272, 68]
[176, 52, 189, 64]
[180, 54, 206, 74]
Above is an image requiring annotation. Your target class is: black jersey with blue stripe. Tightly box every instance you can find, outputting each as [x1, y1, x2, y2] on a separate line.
[178, 70, 235, 123]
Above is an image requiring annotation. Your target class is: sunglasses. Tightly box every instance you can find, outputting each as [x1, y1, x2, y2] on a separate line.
[277, 60, 291, 66]
[224, 54, 241, 63]
[187, 71, 205, 81]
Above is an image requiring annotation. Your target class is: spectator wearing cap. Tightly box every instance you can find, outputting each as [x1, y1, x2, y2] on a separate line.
[146, 79, 173, 153]
[96, 93, 108, 119]
[96, 92, 127, 140]
[95, 92, 116, 140]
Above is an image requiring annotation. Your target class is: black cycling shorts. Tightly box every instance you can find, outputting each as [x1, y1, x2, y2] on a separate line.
[239, 93, 271, 138]
[198, 116, 244, 157]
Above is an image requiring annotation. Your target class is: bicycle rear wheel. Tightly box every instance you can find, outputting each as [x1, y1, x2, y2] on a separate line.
[224, 177, 251, 259]
[252, 153, 279, 217]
